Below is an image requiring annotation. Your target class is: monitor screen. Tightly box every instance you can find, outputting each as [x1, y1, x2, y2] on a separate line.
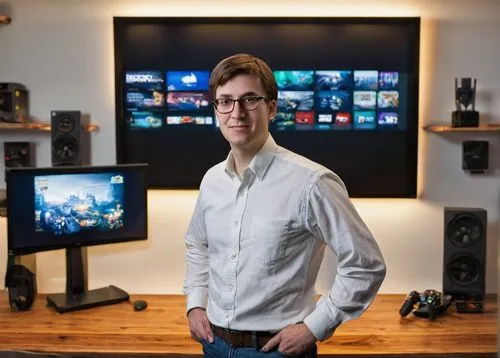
[6, 164, 148, 255]
[114, 17, 420, 198]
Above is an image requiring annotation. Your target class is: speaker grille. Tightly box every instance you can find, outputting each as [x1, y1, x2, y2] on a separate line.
[447, 213, 484, 248]
[446, 253, 480, 286]
[55, 114, 75, 133]
[53, 135, 79, 162]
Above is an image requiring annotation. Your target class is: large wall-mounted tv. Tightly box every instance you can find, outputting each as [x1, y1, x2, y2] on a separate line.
[114, 17, 420, 198]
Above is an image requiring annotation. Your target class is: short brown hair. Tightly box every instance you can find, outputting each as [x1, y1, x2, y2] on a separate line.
[209, 53, 278, 102]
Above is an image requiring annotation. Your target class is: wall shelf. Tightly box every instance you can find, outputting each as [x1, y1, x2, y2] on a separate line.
[423, 123, 500, 133]
[0, 15, 11, 24]
[0, 121, 99, 133]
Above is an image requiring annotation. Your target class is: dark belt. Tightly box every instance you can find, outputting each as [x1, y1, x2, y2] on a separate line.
[211, 323, 277, 349]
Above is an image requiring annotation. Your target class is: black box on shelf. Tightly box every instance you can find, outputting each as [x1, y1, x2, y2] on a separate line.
[4, 141, 36, 168]
[0, 82, 29, 123]
[462, 140, 489, 173]
[451, 110, 479, 128]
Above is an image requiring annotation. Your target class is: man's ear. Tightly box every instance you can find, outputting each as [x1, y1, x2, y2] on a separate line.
[268, 99, 277, 122]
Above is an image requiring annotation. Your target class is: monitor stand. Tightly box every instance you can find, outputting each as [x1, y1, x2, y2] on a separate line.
[46, 247, 129, 313]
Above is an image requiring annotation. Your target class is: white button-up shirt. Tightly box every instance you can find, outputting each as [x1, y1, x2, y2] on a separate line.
[183, 134, 386, 341]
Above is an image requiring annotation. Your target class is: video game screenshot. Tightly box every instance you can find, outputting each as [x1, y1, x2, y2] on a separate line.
[34, 173, 125, 235]
[167, 71, 210, 91]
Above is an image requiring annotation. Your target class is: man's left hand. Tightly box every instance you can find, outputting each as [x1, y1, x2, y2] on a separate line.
[261, 323, 317, 355]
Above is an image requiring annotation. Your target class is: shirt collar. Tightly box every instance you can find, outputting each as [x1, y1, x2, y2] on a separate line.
[224, 153, 237, 178]
[224, 134, 277, 181]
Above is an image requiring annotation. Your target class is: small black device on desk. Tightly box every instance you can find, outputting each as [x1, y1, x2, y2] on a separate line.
[133, 300, 148, 311]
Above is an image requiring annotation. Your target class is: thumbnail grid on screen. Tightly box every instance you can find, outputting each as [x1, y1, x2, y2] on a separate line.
[124, 70, 401, 131]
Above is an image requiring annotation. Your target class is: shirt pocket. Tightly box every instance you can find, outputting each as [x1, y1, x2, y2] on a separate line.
[251, 217, 290, 266]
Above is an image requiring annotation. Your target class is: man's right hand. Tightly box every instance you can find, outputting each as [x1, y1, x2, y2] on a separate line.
[187, 307, 214, 343]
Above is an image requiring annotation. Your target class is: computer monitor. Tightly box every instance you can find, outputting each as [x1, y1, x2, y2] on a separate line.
[6, 163, 148, 313]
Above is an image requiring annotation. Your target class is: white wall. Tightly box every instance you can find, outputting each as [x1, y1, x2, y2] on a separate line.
[0, 0, 499, 296]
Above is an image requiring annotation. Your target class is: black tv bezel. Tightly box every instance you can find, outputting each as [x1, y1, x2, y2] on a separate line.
[113, 17, 420, 198]
[6, 163, 149, 256]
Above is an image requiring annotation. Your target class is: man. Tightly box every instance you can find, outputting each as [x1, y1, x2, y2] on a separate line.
[183, 53, 386, 358]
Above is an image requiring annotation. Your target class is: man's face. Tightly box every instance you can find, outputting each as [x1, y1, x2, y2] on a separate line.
[214, 74, 276, 152]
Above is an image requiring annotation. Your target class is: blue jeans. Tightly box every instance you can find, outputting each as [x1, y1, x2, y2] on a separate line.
[201, 335, 318, 358]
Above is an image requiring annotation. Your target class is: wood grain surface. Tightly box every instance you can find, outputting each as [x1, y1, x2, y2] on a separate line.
[0, 293, 496, 357]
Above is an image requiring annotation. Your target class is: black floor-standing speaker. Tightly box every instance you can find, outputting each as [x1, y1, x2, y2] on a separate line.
[443, 207, 487, 313]
[51, 110, 90, 166]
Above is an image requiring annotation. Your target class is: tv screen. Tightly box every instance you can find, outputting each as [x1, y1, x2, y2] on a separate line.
[6, 164, 148, 255]
[114, 17, 420, 198]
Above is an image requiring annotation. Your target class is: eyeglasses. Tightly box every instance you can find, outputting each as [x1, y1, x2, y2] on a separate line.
[213, 96, 266, 114]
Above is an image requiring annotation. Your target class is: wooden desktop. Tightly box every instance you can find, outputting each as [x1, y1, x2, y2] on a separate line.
[0, 293, 496, 357]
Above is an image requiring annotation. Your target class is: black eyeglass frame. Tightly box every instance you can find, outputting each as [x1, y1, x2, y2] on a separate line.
[212, 96, 267, 114]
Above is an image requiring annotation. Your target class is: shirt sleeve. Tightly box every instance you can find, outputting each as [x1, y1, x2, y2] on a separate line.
[182, 186, 209, 313]
[303, 172, 386, 341]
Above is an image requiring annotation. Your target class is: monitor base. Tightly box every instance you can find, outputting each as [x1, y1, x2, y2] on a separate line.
[46, 285, 129, 313]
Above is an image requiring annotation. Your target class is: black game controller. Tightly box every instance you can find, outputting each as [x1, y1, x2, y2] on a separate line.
[399, 289, 454, 320]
